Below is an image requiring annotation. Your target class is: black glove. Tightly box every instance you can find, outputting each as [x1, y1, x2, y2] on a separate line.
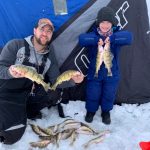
[47, 88, 63, 106]
[47, 89, 66, 118]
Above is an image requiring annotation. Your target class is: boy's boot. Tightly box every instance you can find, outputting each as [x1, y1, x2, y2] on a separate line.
[85, 112, 95, 123]
[101, 111, 111, 125]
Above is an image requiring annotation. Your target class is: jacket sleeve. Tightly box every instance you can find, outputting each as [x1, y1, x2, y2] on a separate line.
[0, 40, 19, 79]
[79, 32, 99, 47]
[47, 47, 75, 89]
[109, 31, 133, 46]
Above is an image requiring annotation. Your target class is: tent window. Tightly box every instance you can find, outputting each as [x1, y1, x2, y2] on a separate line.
[52, 0, 68, 15]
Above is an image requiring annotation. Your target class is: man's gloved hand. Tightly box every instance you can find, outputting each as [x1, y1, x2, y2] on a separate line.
[47, 88, 63, 107]
[47, 89, 65, 118]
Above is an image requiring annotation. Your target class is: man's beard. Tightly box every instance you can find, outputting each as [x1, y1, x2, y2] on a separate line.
[34, 35, 50, 46]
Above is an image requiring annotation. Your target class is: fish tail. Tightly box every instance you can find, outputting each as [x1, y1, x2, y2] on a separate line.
[107, 71, 112, 76]
[94, 73, 98, 78]
[44, 83, 50, 92]
[48, 85, 52, 90]
[93, 131, 99, 135]
[83, 142, 89, 149]
[51, 84, 57, 91]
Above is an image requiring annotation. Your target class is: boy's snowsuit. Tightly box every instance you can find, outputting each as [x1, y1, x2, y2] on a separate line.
[79, 27, 132, 113]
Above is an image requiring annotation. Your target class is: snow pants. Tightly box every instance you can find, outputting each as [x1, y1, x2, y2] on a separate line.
[0, 83, 61, 144]
[85, 77, 119, 113]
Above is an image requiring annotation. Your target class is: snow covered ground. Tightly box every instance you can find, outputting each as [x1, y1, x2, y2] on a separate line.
[0, 101, 150, 150]
[0, 1, 149, 150]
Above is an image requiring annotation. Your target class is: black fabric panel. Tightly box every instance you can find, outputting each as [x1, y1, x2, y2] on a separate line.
[0, 125, 26, 144]
[60, 0, 150, 104]
[60, 45, 89, 102]
[108, 0, 150, 104]
[60, 25, 94, 102]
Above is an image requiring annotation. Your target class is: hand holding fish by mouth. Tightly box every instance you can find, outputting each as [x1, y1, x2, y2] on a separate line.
[9, 64, 51, 91]
[104, 37, 110, 44]
[98, 38, 103, 46]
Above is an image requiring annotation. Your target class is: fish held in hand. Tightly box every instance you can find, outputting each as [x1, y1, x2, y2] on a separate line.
[103, 44, 113, 76]
[95, 45, 104, 77]
[12, 64, 50, 91]
[51, 70, 81, 90]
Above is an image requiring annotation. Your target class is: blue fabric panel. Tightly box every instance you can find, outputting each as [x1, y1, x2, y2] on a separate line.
[85, 80, 102, 112]
[0, 0, 89, 47]
[85, 78, 119, 112]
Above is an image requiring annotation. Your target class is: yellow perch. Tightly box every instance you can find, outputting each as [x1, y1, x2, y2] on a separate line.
[103, 43, 113, 76]
[12, 64, 50, 91]
[30, 124, 48, 136]
[51, 70, 81, 90]
[30, 140, 52, 148]
[83, 134, 105, 148]
[95, 45, 104, 77]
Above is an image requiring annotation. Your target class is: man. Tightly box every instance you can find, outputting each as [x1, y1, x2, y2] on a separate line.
[0, 18, 84, 144]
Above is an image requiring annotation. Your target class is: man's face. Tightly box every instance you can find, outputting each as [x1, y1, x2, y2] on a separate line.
[34, 25, 53, 46]
[99, 21, 112, 33]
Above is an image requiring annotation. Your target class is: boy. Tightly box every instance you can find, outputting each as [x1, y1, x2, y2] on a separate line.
[79, 7, 133, 124]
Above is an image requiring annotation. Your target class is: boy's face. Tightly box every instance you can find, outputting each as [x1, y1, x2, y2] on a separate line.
[99, 21, 112, 33]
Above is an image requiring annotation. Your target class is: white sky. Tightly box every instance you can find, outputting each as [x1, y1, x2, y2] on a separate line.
[0, 1, 150, 150]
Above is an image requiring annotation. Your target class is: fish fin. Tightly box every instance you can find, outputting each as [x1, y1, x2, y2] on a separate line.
[51, 84, 57, 91]
[107, 71, 112, 76]
[29, 66, 36, 71]
[94, 73, 98, 78]
[83, 142, 89, 149]
[39, 74, 44, 79]
[110, 53, 114, 60]
[44, 83, 50, 92]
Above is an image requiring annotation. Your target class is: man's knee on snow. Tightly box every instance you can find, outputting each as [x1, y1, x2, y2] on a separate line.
[0, 125, 26, 144]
